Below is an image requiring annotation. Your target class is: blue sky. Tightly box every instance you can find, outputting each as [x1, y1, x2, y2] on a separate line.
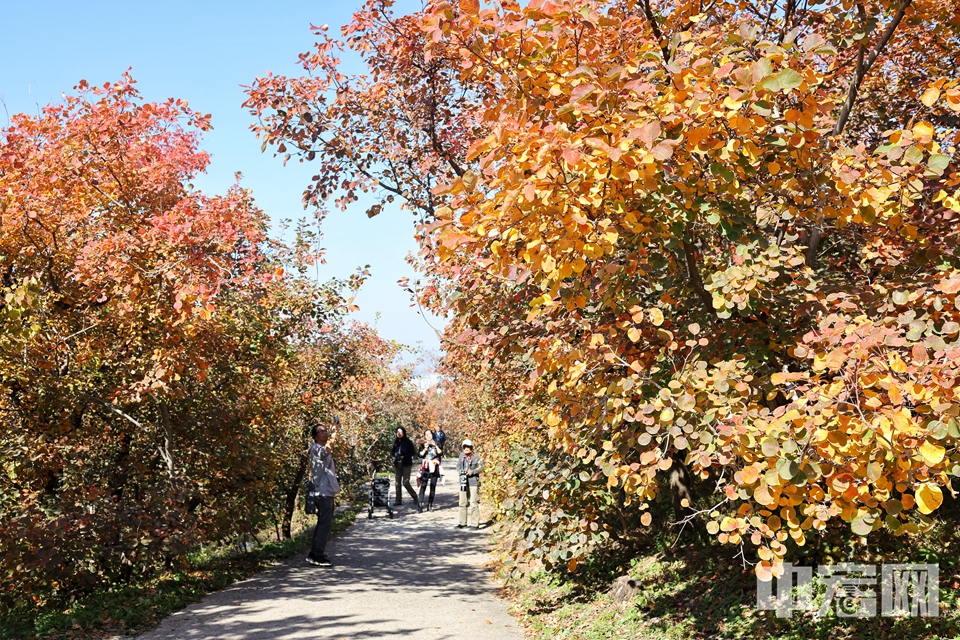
[0, 0, 443, 354]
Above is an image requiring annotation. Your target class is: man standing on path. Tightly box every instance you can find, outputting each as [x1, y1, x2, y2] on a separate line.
[307, 419, 339, 567]
[456, 439, 484, 530]
[391, 425, 418, 506]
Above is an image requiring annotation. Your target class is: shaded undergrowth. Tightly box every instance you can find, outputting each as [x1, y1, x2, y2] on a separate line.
[1, 505, 360, 640]
[502, 517, 960, 640]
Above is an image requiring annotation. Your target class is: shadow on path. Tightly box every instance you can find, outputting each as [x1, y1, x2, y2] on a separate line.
[137, 481, 519, 639]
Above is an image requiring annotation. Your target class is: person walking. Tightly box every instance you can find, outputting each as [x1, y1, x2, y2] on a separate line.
[431, 426, 447, 455]
[417, 431, 443, 513]
[456, 439, 484, 529]
[306, 419, 339, 567]
[391, 426, 418, 506]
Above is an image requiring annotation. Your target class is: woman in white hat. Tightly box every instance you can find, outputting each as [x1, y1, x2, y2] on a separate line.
[455, 439, 484, 529]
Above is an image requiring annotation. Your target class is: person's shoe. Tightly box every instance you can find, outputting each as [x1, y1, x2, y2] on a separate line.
[456, 524, 466, 529]
[428, 503, 434, 512]
[418, 503, 424, 513]
[305, 555, 322, 566]
[393, 500, 401, 506]
[316, 555, 332, 566]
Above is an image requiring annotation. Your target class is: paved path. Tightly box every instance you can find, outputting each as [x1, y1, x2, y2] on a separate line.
[137, 479, 521, 640]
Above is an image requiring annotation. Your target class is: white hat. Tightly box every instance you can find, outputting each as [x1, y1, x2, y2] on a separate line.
[462, 439, 473, 447]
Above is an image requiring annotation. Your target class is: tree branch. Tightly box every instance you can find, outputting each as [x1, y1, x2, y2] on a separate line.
[642, 0, 671, 61]
[833, 0, 913, 136]
[778, 0, 796, 44]
[801, 0, 912, 267]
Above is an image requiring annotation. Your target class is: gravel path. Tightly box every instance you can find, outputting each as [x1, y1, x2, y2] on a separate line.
[137, 479, 521, 639]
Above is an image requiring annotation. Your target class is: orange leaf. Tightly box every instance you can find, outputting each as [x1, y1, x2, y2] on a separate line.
[740, 466, 760, 485]
[921, 87, 941, 107]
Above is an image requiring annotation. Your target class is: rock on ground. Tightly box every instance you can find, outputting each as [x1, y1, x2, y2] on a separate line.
[137, 479, 520, 639]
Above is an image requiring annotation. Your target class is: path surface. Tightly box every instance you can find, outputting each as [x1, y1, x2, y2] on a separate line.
[137, 479, 521, 640]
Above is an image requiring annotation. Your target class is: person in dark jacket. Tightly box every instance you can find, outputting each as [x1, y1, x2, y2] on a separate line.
[391, 426, 418, 505]
[456, 439, 484, 529]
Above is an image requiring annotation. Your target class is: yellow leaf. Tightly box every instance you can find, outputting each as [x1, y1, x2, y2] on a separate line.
[920, 87, 941, 108]
[919, 441, 945, 466]
[913, 121, 935, 142]
[916, 483, 943, 515]
[754, 485, 775, 506]
[888, 408, 913, 433]
[648, 308, 664, 326]
[641, 512, 652, 526]
[627, 327, 641, 342]
[462, 170, 478, 192]
[459, 0, 480, 15]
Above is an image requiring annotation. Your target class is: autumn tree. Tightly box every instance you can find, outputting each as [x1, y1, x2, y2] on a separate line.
[249, 0, 960, 578]
[0, 76, 365, 608]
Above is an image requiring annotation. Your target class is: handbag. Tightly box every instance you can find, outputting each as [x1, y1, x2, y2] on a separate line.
[304, 480, 318, 514]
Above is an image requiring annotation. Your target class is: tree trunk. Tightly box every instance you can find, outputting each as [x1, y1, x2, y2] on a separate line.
[668, 451, 695, 527]
[157, 402, 175, 478]
[803, 227, 822, 269]
[282, 454, 308, 539]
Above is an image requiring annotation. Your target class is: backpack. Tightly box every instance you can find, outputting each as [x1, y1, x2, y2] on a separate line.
[432, 429, 447, 451]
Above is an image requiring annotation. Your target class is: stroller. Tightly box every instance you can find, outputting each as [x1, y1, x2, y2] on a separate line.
[368, 464, 394, 519]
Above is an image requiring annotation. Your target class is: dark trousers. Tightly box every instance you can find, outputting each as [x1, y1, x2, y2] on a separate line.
[418, 474, 438, 506]
[310, 496, 335, 558]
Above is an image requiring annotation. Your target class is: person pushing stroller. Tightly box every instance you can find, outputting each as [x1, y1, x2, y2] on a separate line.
[391, 426, 418, 506]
